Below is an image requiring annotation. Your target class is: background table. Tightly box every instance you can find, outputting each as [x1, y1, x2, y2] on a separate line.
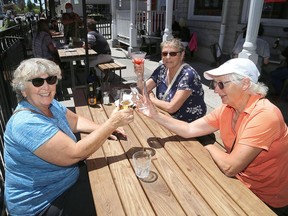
[73, 88, 276, 216]
[58, 48, 97, 89]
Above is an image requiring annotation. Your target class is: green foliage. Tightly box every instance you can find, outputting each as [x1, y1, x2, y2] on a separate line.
[27, 0, 34, 12]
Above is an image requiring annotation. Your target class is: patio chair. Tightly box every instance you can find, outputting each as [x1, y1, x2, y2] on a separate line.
[140, 29, 158, 55]
[210, 42, 230, 67]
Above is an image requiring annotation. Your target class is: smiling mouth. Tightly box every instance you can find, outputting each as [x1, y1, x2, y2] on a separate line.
[40, 93, 50, 97]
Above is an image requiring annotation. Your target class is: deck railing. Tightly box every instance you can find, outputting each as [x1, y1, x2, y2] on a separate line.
[0, 24, 30, 215]
[116, 10, 165, 45]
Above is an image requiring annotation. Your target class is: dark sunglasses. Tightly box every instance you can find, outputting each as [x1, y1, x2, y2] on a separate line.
[209, 80, 232, 90]
[28, 76, 58, 87]
[161, 51, 182, 57]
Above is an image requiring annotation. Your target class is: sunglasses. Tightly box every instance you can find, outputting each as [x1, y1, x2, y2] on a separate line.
[161, 51, 182, 57]
[209, 80, 232, 90]
[28, 76, 58, 87]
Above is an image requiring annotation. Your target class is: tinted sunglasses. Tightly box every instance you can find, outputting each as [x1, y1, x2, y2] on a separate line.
[161, 51, 182, 57]
[209, 80, 232, 90]
[28, 76, 58, 87]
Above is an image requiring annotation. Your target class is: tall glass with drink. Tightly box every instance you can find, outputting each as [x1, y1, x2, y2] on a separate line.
[119, 89, 134, 110]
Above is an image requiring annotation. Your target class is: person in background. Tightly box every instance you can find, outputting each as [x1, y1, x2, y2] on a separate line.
[2, 10, 17, 30]
[4, 58, 134, 215]
[138, 58, 288, 216]
[49, 17, 61, 36]
[134, 38, 206, 123]
[232, 24, 270, 74]
[32, 19, 60, 65]
[61, 2, 82, 44]
[85, 19, 112, 73]
[269, 28, 288, 99]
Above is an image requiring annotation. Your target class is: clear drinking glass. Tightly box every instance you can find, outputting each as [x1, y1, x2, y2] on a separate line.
[119, 89, 133, 110]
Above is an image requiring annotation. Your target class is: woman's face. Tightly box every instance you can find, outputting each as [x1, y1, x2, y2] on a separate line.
[212, 75, 243, 107]
[21, 73, 57, 110]
[161, 45, 184, 70]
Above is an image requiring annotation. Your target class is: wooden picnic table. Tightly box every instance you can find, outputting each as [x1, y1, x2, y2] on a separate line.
[73, 87, 276, 216]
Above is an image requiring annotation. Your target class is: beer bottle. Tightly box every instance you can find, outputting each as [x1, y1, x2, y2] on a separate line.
[87, 83, 97, 106]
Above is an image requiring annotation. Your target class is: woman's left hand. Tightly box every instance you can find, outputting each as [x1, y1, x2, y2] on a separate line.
[109, 127, 127, 140]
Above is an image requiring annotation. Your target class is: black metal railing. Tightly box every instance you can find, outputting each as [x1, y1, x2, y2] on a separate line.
[0, 24, 30, 215]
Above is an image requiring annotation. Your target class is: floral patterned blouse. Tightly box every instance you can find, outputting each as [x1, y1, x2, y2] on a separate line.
[150, 63, 207, 122]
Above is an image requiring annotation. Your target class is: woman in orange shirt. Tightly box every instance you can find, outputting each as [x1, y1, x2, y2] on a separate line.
[139, 58, 288, 215]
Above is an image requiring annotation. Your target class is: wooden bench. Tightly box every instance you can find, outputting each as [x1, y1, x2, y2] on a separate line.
[97, 61, 127, 82]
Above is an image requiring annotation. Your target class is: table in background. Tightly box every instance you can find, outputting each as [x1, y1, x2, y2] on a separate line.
[58, 48, 97, 89]
[73, 88, 276, 216]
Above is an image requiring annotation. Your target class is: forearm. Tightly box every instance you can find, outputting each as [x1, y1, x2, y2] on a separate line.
[75, 119, 117, 160]
[153, 112, 191, 138]
[205, 144, 235, 177]
[75, 115, 100, 133]
[151, 97, 178, 114]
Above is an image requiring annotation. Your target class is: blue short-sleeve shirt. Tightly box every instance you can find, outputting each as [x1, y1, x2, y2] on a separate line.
[150, 64, 207, 122]
[4, 99, 79, 215]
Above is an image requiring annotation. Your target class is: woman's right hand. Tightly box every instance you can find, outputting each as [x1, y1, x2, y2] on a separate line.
[109, 107, 134, 128]
[137, 93, 159, 119]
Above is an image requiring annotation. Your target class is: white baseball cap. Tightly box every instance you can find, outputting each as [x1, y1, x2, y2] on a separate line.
[204, 58, 260, 83]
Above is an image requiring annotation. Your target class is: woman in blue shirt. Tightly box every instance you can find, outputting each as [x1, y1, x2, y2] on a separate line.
[135, 39, 206, 122]
[4, 58, 134, 215]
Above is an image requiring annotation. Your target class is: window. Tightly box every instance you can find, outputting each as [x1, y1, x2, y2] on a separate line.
[194, 0, 223, 16]
[241, 0, 287, 25]
[188, 0, 223, 21]
[262, 0, 288, 19]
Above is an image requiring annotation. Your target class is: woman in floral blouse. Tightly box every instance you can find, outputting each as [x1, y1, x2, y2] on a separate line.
[135, 39, 206, 122]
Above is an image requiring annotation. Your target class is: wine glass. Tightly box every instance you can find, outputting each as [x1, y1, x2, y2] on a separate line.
[131, 51, 146, 80]
[130, 51, 147, 65]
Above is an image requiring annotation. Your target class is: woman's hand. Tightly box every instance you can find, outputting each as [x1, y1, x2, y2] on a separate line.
[137, 92, 159, 118]
[109, 127, 127, 140]
[109, 107, 134, 129]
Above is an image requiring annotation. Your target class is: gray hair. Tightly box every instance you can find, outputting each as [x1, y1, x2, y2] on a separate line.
[160, 38, 185, 53]
[12, 58, 62, 101]
[229, 73, 268, 96]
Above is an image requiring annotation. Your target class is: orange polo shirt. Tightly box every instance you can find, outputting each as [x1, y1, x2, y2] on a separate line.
[203, 95, 288, 208]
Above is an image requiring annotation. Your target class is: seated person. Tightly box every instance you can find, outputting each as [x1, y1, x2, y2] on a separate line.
[134, 38, 207, 123]
[84, 19, 112, 73]
[32, 19, 60, 65]
[49, 18, 61, 36]
[232, 24, 270, 73]
[269, 46, 288, 97]
[138, 58, 288, 216]
[4, 58, 133, 215]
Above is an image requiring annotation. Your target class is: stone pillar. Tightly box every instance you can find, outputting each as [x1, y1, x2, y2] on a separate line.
[239, 0, 264, 65]
[162, 0, 173, 41]
[129, 0, 138, 54]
